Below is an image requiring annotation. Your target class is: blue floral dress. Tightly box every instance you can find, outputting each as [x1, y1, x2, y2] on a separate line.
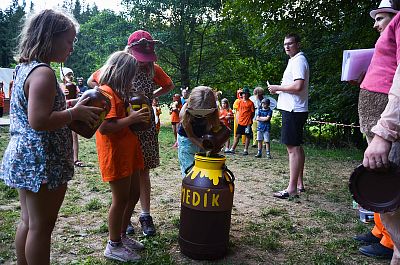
[0, 61, 74, 192]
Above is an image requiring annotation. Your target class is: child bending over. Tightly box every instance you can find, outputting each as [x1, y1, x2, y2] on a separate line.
[177, 86, 221, 177]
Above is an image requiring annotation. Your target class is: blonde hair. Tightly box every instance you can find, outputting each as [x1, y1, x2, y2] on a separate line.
[17, 9, 79, 63]
[124, 46, 155, 78]
[99, 51, 137, 102]
[182, 86, 220, 137]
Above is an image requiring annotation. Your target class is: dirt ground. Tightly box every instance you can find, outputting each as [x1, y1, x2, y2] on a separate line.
[0, 127, 387, 265]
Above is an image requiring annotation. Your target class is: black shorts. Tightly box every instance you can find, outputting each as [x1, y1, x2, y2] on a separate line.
[281, 110, 308, 146]
[236, 124, 252, 136]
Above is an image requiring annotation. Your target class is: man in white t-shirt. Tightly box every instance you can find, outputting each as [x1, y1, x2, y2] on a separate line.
[268, 33, 309, 199]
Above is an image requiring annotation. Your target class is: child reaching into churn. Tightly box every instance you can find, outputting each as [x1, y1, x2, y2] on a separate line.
[177, 86, 221, 177]
[96, 51, 149, 262]
[0, 9, 103, 264]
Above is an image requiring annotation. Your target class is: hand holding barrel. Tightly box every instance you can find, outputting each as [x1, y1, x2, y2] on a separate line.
[127, 107, 150, 125]
[70, 97, 104, 128]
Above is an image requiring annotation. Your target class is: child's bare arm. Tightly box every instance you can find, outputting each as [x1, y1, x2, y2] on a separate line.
[99, 108, 149, 134]
[27, 67, 102, 131]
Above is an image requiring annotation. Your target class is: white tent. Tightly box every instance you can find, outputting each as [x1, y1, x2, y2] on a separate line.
[0, 67, 14, 99]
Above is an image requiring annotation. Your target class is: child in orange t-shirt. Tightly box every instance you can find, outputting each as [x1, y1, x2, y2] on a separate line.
[226, 87, 255, 155]
[170, 93, 182, 147]
[219, 98, 233, 152]
[96, 51, 150, 262]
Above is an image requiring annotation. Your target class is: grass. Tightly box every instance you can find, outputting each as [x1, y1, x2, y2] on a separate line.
[0, 118, 385, 265]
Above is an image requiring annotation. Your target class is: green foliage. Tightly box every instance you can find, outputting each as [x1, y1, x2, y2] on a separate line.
[0, 0, 384, 146]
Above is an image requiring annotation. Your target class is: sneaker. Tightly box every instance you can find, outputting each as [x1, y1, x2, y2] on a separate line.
[359, 243, 393, 259]
[266, 153, 272, 159]
[251, 144, 257, 148]
[255, 152, 262, 158]
[126, 222, 135, 235]
[225, 149, 235, 154]
[242, 151, 249, 156]
[139, 215, 156, 236]
[104, 242, 141, 262]
[172, 142, 178, 148]
[121, 235, 144, 251]
[353, 232, 380, 244]
[224, 149, 230, 153]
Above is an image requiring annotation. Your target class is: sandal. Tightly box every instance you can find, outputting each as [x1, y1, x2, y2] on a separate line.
[298, 187, 306, 193]
[273, 190, 298, 199]
[74, 160, 85, 167]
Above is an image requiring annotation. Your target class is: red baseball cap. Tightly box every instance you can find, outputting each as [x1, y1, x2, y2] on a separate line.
[127, 30, 158, 62]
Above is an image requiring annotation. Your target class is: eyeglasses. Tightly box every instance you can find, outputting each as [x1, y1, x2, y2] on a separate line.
[187, 108, 217, 118]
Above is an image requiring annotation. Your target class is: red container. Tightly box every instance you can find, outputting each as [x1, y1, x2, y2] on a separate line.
[65, 82, 77, 100]
[68, 87, 111, 138]
[201, 124, 231, 153]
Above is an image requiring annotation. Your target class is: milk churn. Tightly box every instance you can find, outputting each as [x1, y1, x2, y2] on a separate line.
[179, 153, 235, 260]
[68, 87, 111, 138]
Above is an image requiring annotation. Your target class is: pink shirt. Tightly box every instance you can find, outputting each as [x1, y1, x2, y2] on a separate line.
[361, 13, 400, 94]
[372, 65, 400, 141]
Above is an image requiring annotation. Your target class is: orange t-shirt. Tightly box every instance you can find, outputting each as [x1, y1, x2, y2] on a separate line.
[153, 64, 172, 88]
[95, 85, 144, 182]
[170, 101, 181, 123]
[219, 108, 233, 129]
[0, 91, 4, 107]
[237, 99, 255, 126]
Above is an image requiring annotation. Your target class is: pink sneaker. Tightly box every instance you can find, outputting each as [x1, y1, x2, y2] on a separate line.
[121, 235, 144, 251]
[172, 141, 178, 148]
[104, 242, 140, 262]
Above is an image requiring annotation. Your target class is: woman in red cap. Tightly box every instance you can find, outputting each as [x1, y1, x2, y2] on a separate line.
[87, 30, 174, 236]
[125, 30, 174, 236]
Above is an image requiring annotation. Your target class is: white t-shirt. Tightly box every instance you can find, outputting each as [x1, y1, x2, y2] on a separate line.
[277, 52, 309, 112]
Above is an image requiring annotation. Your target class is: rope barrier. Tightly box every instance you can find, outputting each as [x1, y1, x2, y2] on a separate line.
[307, 120, 360, 128]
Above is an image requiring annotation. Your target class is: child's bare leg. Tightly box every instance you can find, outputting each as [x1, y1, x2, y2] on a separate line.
[109, 177, 131, 241]
[244, 136, 250, 151]
[230, 135, 241, 150]
[122, 171, 141, 233]
[16, 190, 28, 265]
[25, 184, 67, 265]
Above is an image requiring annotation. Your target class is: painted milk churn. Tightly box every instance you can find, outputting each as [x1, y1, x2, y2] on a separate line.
[179, 153, 235, 260]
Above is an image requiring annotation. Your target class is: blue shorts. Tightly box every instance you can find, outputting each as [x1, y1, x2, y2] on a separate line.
[177, 134, 204, 178]
[257, 131, 270, 142]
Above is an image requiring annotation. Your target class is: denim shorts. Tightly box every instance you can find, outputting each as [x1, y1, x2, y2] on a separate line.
[177, 134, 204, 178]
[257, 131, 270, 142]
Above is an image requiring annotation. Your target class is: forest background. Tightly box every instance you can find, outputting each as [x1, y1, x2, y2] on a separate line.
[0, 0, 383, 148]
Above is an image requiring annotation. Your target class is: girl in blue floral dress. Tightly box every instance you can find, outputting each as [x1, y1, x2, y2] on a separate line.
[0, 9, 102, 264]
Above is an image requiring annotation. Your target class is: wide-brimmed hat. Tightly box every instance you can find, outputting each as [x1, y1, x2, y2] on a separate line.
[240, 87, 251, 95]
[127, 30, 159, 62]
[370, 0, 398, 19]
